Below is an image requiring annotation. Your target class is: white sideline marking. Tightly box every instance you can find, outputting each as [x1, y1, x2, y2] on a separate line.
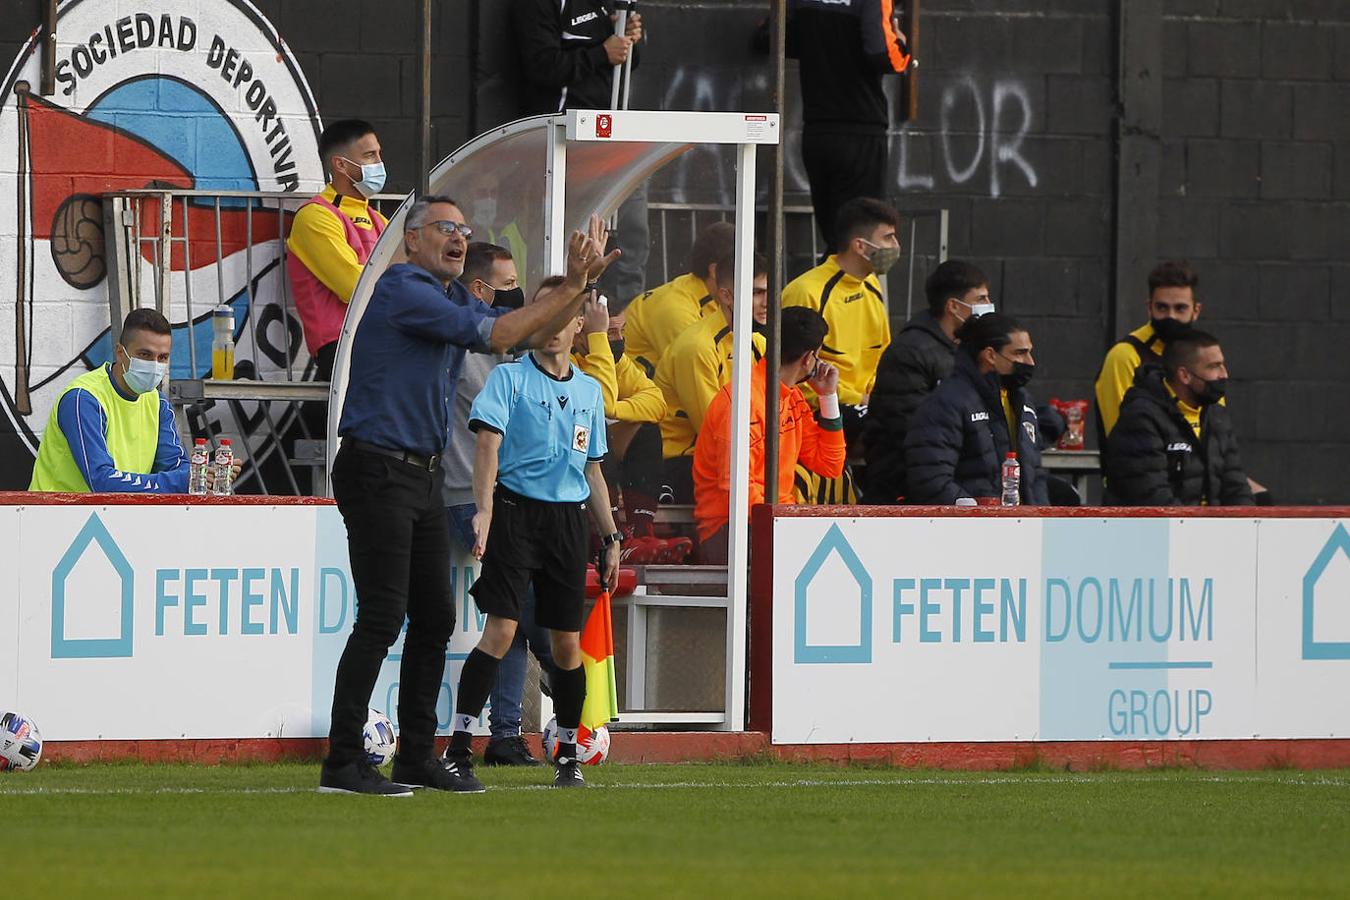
[1, 774, 1348, 797]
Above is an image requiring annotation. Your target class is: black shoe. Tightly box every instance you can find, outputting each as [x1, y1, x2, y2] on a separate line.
[317, 760, 413, 797]
[553, 756, 586, 788]
[434, 749, 487, 793]
[388, 754, 480, 793]
[484, 735, 542, 767]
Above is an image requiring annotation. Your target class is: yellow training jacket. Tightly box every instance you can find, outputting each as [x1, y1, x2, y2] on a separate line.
[622, 272, 717, 376]
[781, 255, 890, 406]
[572, 332, 666, 424]
[654, 306, 766, 459]
[1095, 323, 1163, 436]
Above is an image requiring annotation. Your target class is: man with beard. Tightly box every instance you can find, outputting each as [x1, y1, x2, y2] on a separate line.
[1105, 331, 1252, 507]
[904, 313, 1047, 506]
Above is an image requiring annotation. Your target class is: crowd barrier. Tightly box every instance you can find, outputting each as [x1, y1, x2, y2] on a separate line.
[9, 494, 1350, 768]
[750, 506, 1350, 758]
[2, 493, 497, 744]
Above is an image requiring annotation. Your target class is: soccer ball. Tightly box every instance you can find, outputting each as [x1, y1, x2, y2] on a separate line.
[0, 711, 43, 772]
[541, 716, 610, 766]
[363, 709, 396, 767]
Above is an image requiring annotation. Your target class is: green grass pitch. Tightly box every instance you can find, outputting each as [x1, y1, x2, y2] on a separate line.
[4, 762, 1348, 897]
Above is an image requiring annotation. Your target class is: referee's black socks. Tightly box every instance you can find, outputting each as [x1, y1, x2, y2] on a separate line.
[553, 663, 587, 760]
[448, 647, 501, 753]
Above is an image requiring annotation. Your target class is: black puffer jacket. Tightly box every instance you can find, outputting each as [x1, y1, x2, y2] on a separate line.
[863, 311, 956, 504]
[903, 352, 1048, 505]
[1105, 365, 1253, 506]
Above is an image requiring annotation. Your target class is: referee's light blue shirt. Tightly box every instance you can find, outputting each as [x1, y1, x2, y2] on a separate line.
[468, 353, 608, 503]
[339, 263, 503, 458]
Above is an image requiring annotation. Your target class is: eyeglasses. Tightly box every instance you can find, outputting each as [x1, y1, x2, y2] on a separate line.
[424, 220, 473, 238]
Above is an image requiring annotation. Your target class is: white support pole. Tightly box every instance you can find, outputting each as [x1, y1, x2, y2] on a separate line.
[544, 119, 568, 274]
[723, 141, 757, 732]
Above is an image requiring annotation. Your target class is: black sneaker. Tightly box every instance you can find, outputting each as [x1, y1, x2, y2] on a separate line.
[435, 749, 487, 793]
[317, 760, 413, 797]
[553, 756, 586, 789]
[388, 754, 479, 793]
[484, 735, 542, 767]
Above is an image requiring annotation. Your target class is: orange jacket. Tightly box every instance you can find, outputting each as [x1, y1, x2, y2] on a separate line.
[693, 359, 846, 541]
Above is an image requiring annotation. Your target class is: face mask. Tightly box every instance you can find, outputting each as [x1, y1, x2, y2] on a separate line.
[1188, 372, 1227, 406]
[1151, 317, 1192, 342]
[1000, 361, 1035, 390]
[475, 197, 498, 227]
[609, 338, 626, 361]
[860, 239, 901, 275]
[119, 347, 166, 395]
[342, 158, 386, 198]
[489, 285, 524, 310]
[954, 299, 996, 324]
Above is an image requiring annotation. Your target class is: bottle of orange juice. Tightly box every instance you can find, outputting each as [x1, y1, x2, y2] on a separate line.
[211, 305, 234, 380]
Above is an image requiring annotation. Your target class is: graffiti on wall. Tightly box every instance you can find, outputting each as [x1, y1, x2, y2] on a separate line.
[895, 74, 1039, 198]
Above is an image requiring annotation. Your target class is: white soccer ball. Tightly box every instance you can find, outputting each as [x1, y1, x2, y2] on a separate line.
[0, 711, 43, 772]
[363, 708, 396, 767]
[541, 716, 610, 766]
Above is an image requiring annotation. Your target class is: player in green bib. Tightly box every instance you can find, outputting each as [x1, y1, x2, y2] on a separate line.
[29, 309, 234, 494]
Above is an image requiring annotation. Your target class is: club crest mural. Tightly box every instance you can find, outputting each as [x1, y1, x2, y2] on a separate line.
[0, 0, 325, 487]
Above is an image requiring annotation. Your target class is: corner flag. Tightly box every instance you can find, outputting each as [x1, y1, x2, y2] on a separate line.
[579, 588, 618, 739]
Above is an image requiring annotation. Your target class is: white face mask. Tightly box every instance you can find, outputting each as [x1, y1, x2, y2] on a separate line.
[954, 298, 995, 323]
[118, 346, 167, 394]
[340, 157, 386, 198]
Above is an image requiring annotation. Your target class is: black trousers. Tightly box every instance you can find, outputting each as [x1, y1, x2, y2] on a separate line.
[801, 128, 888, 253]
[603, 422, 664, 498]
[327, 443, 454, 765]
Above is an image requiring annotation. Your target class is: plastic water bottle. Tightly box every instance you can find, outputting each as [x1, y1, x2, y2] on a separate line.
[188, 439, 210, 496]
[211, 439, 234, 496]
[1001, 453, 1021, 507]
[211, 305, 235, 380]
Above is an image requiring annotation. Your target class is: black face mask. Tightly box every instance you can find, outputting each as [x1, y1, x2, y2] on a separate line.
[1000, 362, 1035, 390]
[609, 338, 625, 362]
[752, 320, 767, 336]
[1151, 317, 1192, 342]
[1189, 373, 1227, 406]
[490, 286, 525, 310]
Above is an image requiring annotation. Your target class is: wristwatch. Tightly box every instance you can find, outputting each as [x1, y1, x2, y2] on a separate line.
[601, 531, 622, 547]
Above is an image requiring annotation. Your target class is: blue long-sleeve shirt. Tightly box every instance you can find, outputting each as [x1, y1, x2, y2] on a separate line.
[55, 367, 189, 493]
[339, 263, 504, 457]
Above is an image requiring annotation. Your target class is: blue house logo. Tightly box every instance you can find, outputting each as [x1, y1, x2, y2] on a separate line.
[794, 523, 872, 664]
[51, 513, 134, 659]
[1303, 523, 1350, 661]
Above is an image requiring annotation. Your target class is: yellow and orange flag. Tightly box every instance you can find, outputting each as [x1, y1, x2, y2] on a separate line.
[579, 587, 619, 740]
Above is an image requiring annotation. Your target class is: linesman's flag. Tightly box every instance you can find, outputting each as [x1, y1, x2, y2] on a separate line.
[579, 587, 618, 740]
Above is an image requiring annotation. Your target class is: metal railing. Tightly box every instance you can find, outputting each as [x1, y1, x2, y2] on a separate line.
[646, 201, 949, 318]
[100, 188, 407, 494]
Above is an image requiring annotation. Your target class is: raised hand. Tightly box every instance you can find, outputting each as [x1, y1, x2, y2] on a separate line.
[585, 212, 621, 280]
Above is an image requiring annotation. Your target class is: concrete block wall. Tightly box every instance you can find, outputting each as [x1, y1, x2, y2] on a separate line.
[2, 0, 1345, 502]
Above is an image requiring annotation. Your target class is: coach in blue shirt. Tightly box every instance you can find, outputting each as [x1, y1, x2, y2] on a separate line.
[321, 196, 618, 797]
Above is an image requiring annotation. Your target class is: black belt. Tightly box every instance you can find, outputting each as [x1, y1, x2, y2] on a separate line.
[345, 438, 441, 472]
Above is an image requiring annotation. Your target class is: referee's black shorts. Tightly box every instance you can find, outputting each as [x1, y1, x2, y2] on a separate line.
[470, 485, 589, 632]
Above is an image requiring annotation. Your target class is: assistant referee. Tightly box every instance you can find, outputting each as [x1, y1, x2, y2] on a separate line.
[320, 198, 616, 797]
[442, 275, 622, 791]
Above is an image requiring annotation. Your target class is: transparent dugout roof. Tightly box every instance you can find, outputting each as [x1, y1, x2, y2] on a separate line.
[352, 115, 693, 297]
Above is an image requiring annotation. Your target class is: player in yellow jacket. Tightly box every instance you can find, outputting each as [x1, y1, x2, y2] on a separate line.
[571, 291, 688, 562]
[622, 222, 736, 377]
[654, 248, 768, 503]
[782, 194, 898, 449]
